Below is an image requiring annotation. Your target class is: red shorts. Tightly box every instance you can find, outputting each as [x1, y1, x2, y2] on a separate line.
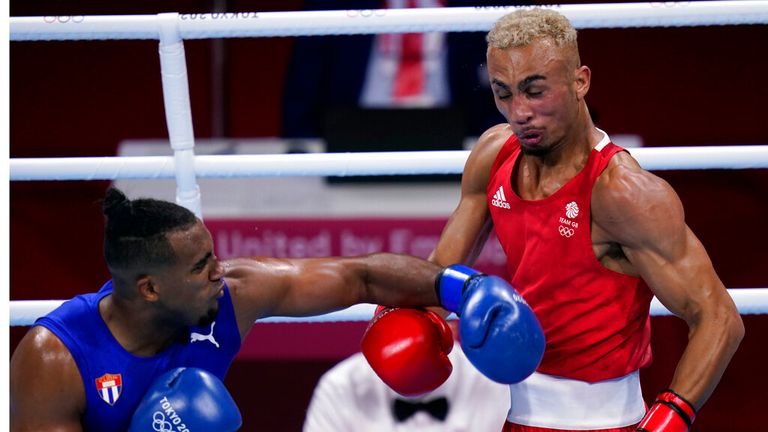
[502, 422, 639, 432]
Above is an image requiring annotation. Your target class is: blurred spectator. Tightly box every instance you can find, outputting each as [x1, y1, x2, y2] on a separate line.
[281, 0, 526, 139]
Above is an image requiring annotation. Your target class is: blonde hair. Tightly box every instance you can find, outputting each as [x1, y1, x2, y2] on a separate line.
[487, 8, 577, 50]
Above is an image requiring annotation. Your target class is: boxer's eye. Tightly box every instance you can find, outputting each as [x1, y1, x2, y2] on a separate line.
[191, 252, 212, 274]
[526, 88, 543, 97]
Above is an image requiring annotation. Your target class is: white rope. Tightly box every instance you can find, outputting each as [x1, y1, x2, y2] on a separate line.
[10, 301, 66, 327]
[12, 3, 767, 214]
[10, 2, 768, 41]
[9, 146, 768, 181]
[10, 5, 766, 328]
[9, 288, 768, 326]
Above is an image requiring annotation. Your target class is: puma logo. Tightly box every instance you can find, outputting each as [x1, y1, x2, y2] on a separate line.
[190, 321, 220, 348]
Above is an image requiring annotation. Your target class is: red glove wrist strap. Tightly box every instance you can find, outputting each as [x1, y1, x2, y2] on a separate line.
[657, 390, 696, 424]
[637, 390, 697, 432]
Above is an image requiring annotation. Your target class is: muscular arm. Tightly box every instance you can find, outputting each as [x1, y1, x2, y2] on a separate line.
[224, 253, 443, 339]
[430, 124, 511, 266]
[593, 155, 744, 409]
[10, 326, 85, 432]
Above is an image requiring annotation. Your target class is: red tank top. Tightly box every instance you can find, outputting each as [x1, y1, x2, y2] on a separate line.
[487, 134, 653, 382]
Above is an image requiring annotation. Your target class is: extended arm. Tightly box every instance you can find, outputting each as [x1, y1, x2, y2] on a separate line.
[593, 157, 743, 416]
[10, 326, 85, 432]
[225, 252, 442, 338]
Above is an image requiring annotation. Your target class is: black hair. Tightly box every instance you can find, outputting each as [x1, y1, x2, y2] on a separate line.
[102, 187, 198, 274]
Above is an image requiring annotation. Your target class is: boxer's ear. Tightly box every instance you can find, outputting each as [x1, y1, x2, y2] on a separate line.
[137, 275, 158, 301]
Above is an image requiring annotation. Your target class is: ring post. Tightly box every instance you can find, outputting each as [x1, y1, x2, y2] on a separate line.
[157, 13, 202, 219]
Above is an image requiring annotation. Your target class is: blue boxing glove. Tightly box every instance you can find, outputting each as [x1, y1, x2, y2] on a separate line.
[436, 265, 545, 384]
[128, 367, 242, 432]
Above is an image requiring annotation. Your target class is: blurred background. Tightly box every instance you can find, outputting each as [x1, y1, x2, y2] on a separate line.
[9, 0, 768, 430]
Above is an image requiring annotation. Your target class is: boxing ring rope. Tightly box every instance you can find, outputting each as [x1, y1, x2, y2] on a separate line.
[9, 146, 768, 180]
[10, 1, 768, 41]
[9, 289, 768, 326]
[10, 2, 768, 215]
[10, 3, 768, 324]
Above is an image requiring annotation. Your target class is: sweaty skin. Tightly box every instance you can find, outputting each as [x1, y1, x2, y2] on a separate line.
[11, 220, 443, 432]
[430, 39, 743, 410]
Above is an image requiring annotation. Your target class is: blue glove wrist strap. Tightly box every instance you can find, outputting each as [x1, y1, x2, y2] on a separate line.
[436, 264, 481, 313]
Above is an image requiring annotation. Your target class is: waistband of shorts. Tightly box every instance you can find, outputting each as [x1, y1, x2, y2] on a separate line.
[507, 371, 646, 430]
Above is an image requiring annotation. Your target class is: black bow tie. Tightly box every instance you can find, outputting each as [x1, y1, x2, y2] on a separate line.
[393, 397, 449, 422]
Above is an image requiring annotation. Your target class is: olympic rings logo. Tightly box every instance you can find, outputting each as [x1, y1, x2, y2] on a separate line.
[152, 412, 174, 432]
[558, 225, 575, 238]
[346, 9, 387, 18]
[43, 16, 84, 24]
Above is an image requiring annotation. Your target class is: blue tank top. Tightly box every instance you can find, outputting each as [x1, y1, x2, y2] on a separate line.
[35, 280, 242, 432]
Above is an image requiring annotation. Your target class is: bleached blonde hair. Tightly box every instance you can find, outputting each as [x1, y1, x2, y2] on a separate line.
[487, 8, 578, 51]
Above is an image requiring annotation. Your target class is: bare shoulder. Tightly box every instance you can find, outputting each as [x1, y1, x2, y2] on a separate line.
[463, 124, 514, 190]
[592, 151, 686, 248]
[11, 325, 82, 378]
[222, 255, 364, 334]
[11, 326, 85, 430]
[223, 256, 317, 323]
[468, 123, 513, 164]
[223, 256, 297, 292]
[223, 256, 353, 295]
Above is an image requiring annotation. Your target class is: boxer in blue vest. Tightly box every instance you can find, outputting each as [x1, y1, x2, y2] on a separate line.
[10, 187, 462, 431]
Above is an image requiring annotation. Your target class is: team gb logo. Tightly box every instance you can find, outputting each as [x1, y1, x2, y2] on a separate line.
[565, 201, 579, 219]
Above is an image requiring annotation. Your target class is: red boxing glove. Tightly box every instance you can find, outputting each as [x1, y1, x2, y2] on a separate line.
[637, 390, 697, 432]
[361, 307, 454, 397]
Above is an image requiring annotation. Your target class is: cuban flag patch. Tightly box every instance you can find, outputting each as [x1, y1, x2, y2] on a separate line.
[95, 373, 122, 406]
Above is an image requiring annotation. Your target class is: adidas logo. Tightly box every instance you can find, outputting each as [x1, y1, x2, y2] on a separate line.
[491, 186, 511, 209]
